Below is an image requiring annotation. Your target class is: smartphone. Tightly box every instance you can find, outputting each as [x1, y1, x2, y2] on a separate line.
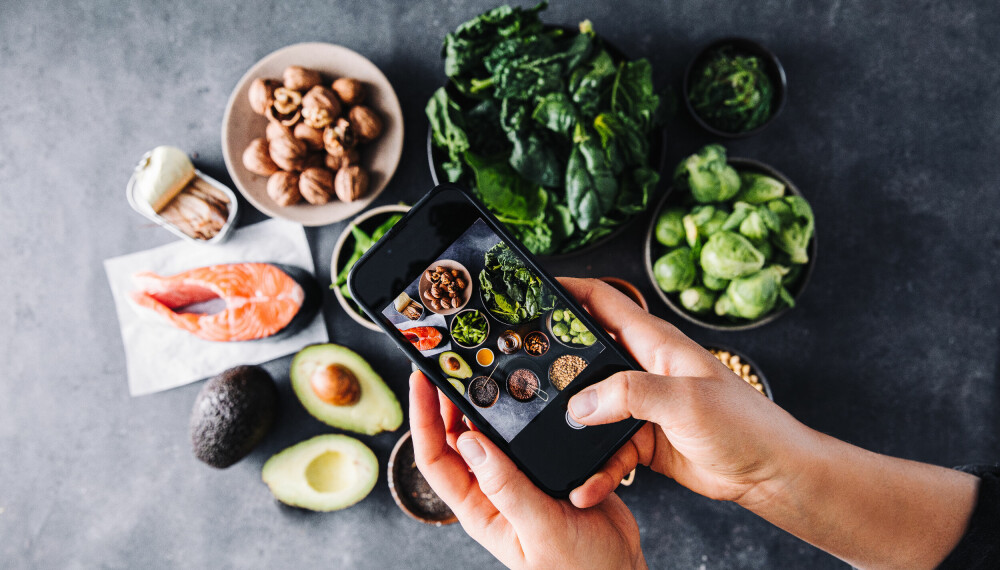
[349, 185, 644, 497]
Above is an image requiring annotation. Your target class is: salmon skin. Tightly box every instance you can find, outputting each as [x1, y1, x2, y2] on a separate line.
[403, 326, 443, 351]
[130, 262, 320, 342]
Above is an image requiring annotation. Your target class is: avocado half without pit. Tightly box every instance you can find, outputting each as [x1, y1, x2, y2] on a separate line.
[263, 434, 378, 512]
[290, 344, 403, 435]
[189, 365, 278, 469]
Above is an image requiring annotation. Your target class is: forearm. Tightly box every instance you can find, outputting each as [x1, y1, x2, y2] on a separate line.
[740, 428, 979, 569]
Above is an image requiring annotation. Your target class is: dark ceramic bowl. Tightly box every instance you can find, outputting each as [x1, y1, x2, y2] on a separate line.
[427, 27, 668, 260]
[388, 431, 458, 526]
[644, 157, 816, 331]
[705, 344, 774, 401]
[683, 37, 787, 138]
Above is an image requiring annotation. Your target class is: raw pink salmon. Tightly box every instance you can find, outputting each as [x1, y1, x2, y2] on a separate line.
[403, 327, 443, 351]
[130, 262, 319, 342]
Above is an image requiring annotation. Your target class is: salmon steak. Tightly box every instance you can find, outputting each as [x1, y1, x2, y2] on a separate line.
[403, 326, 443, 351]
[130, 262, 321, 342]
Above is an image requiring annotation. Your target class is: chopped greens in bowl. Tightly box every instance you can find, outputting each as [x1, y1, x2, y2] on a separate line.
[427, 2, 666, 256]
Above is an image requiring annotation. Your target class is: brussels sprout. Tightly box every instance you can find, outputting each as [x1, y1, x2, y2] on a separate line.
[673, 144, 741, 203]
[735, 172, 786, 203]
[552, 310, 564, 322]
[552, 321, 569, 336]
[721, 201, 754, 231]
[702, 209, 730, 237]
[653, 247, 697, 292]
[770, 196, 814, 264]
[680, 286, 717, 314]
[699, 231, 765, 279]
[715, 266, 789, 319]
[655, 208, 687, 247]
[739, 210, 769, 242]
[570, 318, 587, 333]
[754, 239, 773, 260]
[682, 214, 700, 247]
[577, 331, 597, 346]
[702, 272, 730, 291]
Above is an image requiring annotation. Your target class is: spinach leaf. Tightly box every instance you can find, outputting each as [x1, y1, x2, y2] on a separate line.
[611, 59, 661, 131]
[508, 127, 565, 187]
[532, 92, 577, 136]
[425, 88, 469, 182]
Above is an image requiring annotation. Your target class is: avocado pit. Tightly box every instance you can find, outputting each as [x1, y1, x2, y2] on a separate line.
[310, 363, 362, 406]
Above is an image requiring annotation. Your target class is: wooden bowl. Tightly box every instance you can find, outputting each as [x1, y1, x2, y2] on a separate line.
[222, 42, 404, 226]
[418, 260, 472, 316]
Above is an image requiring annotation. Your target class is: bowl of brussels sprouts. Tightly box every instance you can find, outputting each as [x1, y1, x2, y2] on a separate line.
[644, 144, 816, 330]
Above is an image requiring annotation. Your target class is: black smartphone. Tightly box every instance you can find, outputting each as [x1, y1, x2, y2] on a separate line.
[349, 185, 644, 497]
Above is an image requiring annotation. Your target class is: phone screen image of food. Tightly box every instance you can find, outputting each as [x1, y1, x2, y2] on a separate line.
[381, 218, 605, 442]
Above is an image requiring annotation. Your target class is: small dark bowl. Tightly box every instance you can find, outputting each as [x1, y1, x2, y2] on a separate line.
[644, 157, 816, 331]
[427, 26, 668, 259]
[705, 345, 774, 401]
[388, 431, 458, 526]
[683, 37, 787, 138]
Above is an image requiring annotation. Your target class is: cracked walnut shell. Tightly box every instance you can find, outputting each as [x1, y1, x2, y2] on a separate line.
[301, 86, 341, 129]
[298, 167, 336, 205]
[267, 171, 301, 207]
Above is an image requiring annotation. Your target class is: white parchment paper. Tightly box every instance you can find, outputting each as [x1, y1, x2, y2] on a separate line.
[104, 219, 328, 396]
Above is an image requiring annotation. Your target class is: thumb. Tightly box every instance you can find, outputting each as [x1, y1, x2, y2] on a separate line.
[569, 370, 685, 426]
[456, 431, 556, 533]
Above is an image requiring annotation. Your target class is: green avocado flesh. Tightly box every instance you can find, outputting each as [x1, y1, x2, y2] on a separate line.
[438, 351, 472, 379]
[189, 365, 277, 469]
[290, 344, 402, 435]
[262, 434, 378, 512]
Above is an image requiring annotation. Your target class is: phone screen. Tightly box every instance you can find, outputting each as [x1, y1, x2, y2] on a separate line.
[378, 217, 606, 442]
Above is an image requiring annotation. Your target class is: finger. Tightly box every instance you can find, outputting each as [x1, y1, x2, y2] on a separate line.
[569, 437, 641, 508]
[438, 388, 468, 450]
[557, 277, 704, 374]
[569, 370, 700, 427]
[409, 372, 500, 527]
[455, 431, 559, 535]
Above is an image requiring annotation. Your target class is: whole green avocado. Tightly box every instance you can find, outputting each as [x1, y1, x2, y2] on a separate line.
[189, 365, 278, 469]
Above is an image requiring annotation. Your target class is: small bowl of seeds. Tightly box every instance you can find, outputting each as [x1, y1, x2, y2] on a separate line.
[706, 345, 773, 401]
[549, 355, 589, 391]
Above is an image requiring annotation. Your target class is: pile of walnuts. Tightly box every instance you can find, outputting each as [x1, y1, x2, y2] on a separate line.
[241, 65, 384, 207]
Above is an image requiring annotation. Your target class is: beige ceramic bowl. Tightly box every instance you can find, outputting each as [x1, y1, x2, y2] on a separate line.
[222, 42, 404, 226]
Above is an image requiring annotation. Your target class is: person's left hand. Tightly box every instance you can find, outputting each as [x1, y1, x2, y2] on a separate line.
[409, 371, 646, 570]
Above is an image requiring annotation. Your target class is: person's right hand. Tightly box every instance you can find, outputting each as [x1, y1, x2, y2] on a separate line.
[560, 278, 817, 510]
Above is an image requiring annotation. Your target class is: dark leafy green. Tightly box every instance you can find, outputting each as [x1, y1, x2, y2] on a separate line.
[333, 214, 404, 304]
[688, 46, 774, 133]
[478, 242, 555, 324]
[427, 4, 663, 254]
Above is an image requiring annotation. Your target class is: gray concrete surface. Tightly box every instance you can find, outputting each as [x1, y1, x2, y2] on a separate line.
[1, 1, 998, 568]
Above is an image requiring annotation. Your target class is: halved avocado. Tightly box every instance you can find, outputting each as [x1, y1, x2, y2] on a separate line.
[290, 344, 402, 435]
[262, 434, 377, 512]
[439, 351, 472, 379]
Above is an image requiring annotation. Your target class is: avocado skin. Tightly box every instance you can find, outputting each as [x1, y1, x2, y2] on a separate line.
[190, 365, 278, 468]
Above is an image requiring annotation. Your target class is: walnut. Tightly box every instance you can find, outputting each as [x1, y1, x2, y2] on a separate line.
[293, 122, 325, 150]
[324, 117, 357, 152]
[301, 86, 341, 129]
[310, 364, 361, 406]
[298, 167, 335, 205]
[349, 106, 383, 142]
[266, 171, 301, 207]
[266, 87, 302, 126]
[242, 138, 279, 176]
[283, 65, 322, 92]
[335, 165, 369, 202]
[248, 78, 279, 115]
[302, 152, 326, 170]
[331, 78, 366, 105]
[266, 121, 292, 142]
[268, 132, 308, 171]
[324, 144, 360, 170]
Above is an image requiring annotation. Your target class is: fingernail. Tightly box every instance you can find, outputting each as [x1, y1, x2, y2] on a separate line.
[458, 438, 486, 467]
[570, 390, 598, 419]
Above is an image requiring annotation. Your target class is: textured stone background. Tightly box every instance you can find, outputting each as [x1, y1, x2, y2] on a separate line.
[1, 1, 998, 568]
